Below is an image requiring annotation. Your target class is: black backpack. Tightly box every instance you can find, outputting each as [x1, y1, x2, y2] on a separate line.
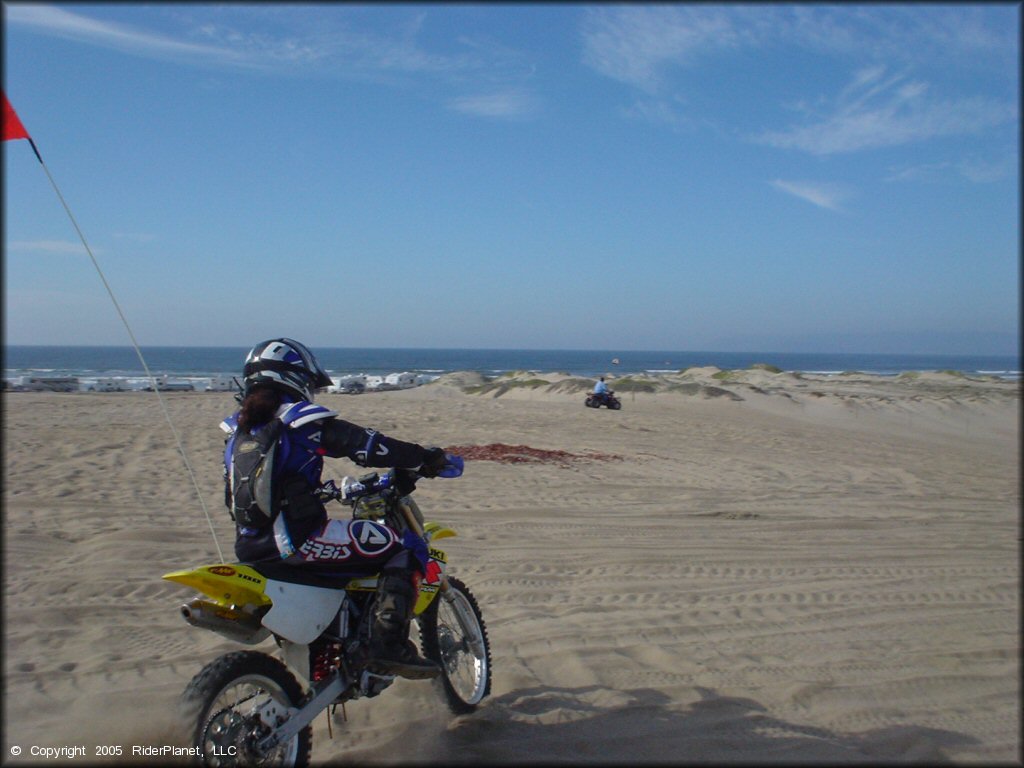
[228, 419, 285, 527]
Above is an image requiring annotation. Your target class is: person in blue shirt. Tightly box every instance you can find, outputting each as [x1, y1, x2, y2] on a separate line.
[594, 377, 609, 396]
[222, 338, 462, 679]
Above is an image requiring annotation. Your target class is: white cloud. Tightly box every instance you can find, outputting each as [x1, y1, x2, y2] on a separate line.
[6, 5, 539, 121]
[186, 11, 461, 77]
[770, 180, 849, 212]
[580, 6, 740, 93]
[4, 5, 250, 68]
[2, 5, 444, 78]
[886, 155, 1017, 184]
[784, 5, 1018, 68]
[449, 89, 539, 119]
[755, 67, 1016, 155]
[4, 5, 421, 75]
[579, 5, 1019, 92]
[580, 6, 1018, 139]
[956, 156, 1017, 184]
[883, 162, 953, 183]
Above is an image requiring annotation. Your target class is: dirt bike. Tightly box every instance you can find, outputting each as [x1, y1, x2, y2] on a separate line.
[164, 468, 491, 766]
[585, 390, 621, 410]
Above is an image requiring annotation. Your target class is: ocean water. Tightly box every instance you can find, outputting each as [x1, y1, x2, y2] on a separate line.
[3, 345, 1020, 389]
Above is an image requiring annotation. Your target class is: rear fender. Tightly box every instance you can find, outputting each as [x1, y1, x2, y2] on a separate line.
[163, 564, 271, 611]
[164, 564, 344, 645]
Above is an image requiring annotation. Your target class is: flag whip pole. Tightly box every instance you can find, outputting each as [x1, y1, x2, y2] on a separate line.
[5, 95, 224, 561]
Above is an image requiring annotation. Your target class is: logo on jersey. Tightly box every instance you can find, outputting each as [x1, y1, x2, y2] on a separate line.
[349, 520, 397, 556]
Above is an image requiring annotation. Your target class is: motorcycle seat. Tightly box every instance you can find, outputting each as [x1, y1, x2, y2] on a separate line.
[243, 560, 372, 590]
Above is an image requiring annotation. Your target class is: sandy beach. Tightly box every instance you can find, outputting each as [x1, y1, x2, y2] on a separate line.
[2, 367, 1020, 764]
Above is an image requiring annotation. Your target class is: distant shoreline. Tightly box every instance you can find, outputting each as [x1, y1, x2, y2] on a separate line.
[5, 364, 1021, 394]
[4, 345, 1020, 384]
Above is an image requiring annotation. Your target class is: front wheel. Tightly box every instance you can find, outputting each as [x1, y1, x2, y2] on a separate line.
[419, 576, 492, 714]
[178, 650, 312, 767]
[610, 399, 622, 410]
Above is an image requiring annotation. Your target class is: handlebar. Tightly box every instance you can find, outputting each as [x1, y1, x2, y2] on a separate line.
[317, 468, 422, 504]
[342, 470, 394, 500]
[316, 469, 427, 537]
[316, 451, 463, 504]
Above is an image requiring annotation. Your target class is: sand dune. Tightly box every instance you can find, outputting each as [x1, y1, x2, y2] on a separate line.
[2, 369, 1019, 763]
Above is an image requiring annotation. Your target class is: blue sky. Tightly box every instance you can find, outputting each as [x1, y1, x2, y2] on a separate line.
[2, 3, 1019, 355]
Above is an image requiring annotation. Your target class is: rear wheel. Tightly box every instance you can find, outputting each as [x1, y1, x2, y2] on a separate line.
[179, 650, 311, 767]
[419, 576, 492, 714]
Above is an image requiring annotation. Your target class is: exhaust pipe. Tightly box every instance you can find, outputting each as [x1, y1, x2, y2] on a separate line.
[180, 597, 268, 644]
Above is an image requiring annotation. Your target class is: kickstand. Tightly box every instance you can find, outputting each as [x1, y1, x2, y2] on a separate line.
[326, 702, 348, 739]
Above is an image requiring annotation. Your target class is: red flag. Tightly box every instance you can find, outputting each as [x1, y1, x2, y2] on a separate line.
[3, 92, 31, 141]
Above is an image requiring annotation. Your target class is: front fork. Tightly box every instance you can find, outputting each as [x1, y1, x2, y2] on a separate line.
[399, 498, 452, 596]
[400, 500, 484, 659]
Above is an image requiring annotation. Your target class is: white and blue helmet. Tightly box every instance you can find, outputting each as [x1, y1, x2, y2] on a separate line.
[242, 338, 332, 401]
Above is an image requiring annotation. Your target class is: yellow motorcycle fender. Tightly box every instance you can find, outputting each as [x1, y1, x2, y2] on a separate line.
[164, 565, 344, 645]
[423, 522, 456, 542]
[163, 564, 271, 610]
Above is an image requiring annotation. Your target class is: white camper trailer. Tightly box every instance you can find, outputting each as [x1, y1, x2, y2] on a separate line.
[144, 375, 194, 392]
[328, 375, 367, 394]
[23, 376, 80, 392]
[85, 378, 126, 392]
[203, 376, 237, 392]
[384, 372, 418, 389]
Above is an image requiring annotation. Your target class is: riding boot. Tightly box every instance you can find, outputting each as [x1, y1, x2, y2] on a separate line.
[368, 570, 440, 680]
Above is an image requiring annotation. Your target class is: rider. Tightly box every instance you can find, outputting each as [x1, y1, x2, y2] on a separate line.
[593, 377, 609, 398]
[221, 338, 461, 679]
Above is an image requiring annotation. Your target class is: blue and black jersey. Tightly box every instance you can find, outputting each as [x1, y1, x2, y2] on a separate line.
[222, 398, 434, 562]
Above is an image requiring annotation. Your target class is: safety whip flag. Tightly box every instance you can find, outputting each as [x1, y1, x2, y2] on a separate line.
[2, 89, 222, 559]
[3, 92, 42, 161]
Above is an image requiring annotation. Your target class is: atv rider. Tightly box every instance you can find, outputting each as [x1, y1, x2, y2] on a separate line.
[221, 338, 463, 680]
[593, 377, 610, 399]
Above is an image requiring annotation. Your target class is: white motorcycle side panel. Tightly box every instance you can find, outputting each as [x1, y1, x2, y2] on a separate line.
[261, 579, 345, 644]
